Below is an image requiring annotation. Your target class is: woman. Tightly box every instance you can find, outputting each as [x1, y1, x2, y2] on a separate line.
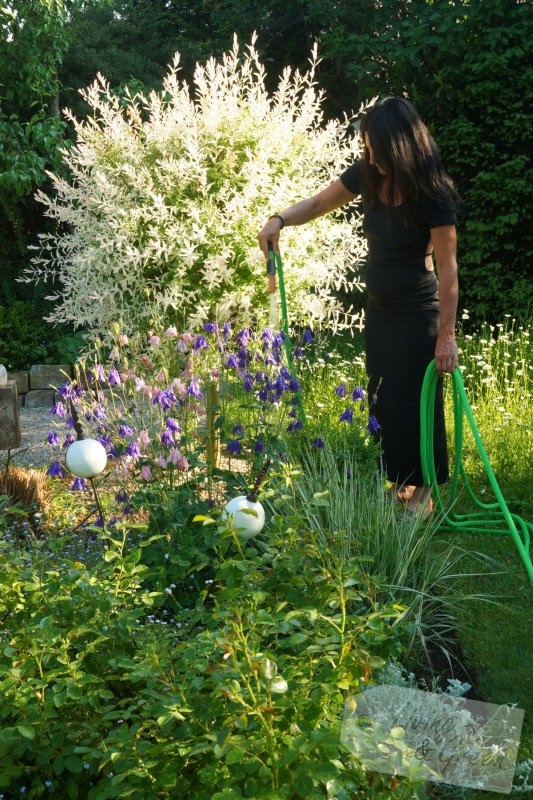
[257, 97, 459, 516]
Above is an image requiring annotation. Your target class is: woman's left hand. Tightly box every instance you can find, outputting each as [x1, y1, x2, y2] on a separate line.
[435, 331, 459, 375]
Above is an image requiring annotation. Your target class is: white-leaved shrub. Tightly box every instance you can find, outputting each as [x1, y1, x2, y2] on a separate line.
[22, 37, 369, 340]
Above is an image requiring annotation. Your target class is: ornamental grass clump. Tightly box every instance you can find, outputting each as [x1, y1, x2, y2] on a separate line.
[23, 38, 369, 341]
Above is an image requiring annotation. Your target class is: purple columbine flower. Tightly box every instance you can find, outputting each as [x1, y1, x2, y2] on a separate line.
[301, 329, 313, 345]
[161, 428, 175, 446]
[293, 347, 303, 359]
[254, 439, 264, 453]
[289, 377, 301, 392]
[236, 327, 251, 348]
[232, 423, 244, 436]
[193, 335, 209, 351]
[243, 374, 254, 391]
[335, 384, 347, 399]
[62, 433, 75, 449]
[287, 420, 303, 432]
[222, 322, 232, 339]
[66, 416, 75, 429]
[258, 387, 268, 402]
[203, 322, 218, 334]
[226, 353, 239, 369]
[125, 441, 141, 460]
[158, 387, 177, 409]
[340, 408, 354, 424]
[116, 488, 130, 504]
[187, 379, 203, 399]
[92, 405, 106, 421]
[312, 437, 325, 449]
[47, 431, 61, 446]
[50, 401, 66, 417]
[261, 328, 275, 346]
[91, 364, 107, 383]
[165, 417, 181, 432]
[274, 376, 286, 393]
[288, 408, 297, 418]
[71, 477, 86, 492]
[280, 365, 291, 380]
[366, 415, 381, 433]
[264, 352, 277, 366]
[46, 460, 64, 478]
[98, 434, 112, 449]
[119, 424, 134, 437]
[228, 439, 241, 455]
[352, 386, 365, 402]
[108, 368, 121, 386]
[57, 382, 74, 399]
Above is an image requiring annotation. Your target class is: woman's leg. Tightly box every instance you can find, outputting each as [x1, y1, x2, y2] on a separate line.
[406, 485, 433, 515]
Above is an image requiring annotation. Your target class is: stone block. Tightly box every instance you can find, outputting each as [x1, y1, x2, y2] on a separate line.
[0, 381, 22, 450]
[8, 370, 30, 394]
[30, 364, 73, 390]
[24, 389, 55, 409]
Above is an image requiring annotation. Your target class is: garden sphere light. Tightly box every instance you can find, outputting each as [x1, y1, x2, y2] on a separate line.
[222, 495, 265, 539]
[66, 438, 107, 478]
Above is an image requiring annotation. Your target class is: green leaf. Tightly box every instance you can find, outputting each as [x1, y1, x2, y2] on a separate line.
[17, 724, 35, 740]
[270, 677, 288, 694]
[261, 657, 277, 680]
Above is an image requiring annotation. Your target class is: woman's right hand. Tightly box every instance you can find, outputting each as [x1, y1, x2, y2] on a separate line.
[257, 216, 284, 261]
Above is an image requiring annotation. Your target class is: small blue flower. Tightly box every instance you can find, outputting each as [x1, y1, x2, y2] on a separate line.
[340, 408, 354, 424]
[66, 416, 75, 429]
[187, 380, 203, 399]
[288, 408, 297, 418]
[161, 429, 175, 446]
[92, 405, 106, 421]
[116, 488, 130, 503]
[226, 354, 239, 369]
[258, 387, 268, 402]
[57, 382, 74, 399]
[289, 377, 301, 392]
[98, 434, 112, 449]
[50, 401, 66, 417]
[155, 387, 177, 409]
[71, 477, 86, 492]
[236, 327, 251, 347]
[222, 322, 232, 339]
[301, 329, 313, 345]
[293, 347, 303, 359]
[125, 441, 141, 460]
[165, 417, 181, 432]
[232, 423, 244, 436]
[119, 424, 134, 437]
[62, 433, 75, 449]
[47, 431, 61, 446]
[254, 438, 264, 453]
[261, 328, 275, 346]
[243, 374, 254, 391]
[366, 415, 381, 433]
[46, 460, 64, 478]
[91, 364, 107, 383]
[352, 386, 365, 402]
[312, 437, 325, 448]
[193, 335, 209, 351]
[335, 384, 347, 399]
[203, 322, 218, 334]
[108, 368, 121, 386]
[286, 420, 303, 432]
[228, 439, 241, 455]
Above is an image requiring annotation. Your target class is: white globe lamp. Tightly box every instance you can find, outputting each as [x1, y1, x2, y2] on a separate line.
[66, 438, 108, 478]
[222, 494, 265, 539]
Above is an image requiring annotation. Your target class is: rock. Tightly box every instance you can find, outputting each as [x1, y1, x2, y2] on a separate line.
[29, 364, 73, 390]
[24, 390, 56, 409]
[8, 370, 30, 394]
[0, 365, 7, 388]
[0, 381, 22, 450]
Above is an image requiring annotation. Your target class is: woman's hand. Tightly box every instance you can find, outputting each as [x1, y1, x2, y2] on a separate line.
[435, 330, 458, 375]
[257, 216, 284, 261]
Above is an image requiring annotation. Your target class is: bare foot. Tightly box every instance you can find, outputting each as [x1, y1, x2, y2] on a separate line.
[406, 486, 433, 517]
[387, 484, 416, 504]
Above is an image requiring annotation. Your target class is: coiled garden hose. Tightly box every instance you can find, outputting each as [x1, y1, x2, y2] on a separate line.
[420, 360, 533, 585]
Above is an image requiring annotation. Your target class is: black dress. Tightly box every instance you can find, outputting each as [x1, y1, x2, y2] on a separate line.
[340, 161, 457, 486]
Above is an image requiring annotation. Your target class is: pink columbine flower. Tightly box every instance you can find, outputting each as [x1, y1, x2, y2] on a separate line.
[118, 333, 129, 346]
[156, 455, 167, 468]
[165, 326, 178, 338]
[156, 370, 166, 383]
[149, 335, 161, 347]
[168, 447, 181, 464]
[176, 456, 189, 470]
[120, 372, 129, 383]
[140, 354, 153, 369]
[171, 379, 187, 397]
[138, 430, 151, 447]
[109, 346, 120, 360]
[113, 462, 132, 479]
[211, 368, 220, 379]
[140, 465, 153, 481]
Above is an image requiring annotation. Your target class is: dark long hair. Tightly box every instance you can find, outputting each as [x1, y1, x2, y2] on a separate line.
[359, 97, 459, 209]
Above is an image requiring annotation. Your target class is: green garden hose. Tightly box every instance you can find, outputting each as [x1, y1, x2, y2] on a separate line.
[420, 360, 533, 585]
[267, 245, 307, 427]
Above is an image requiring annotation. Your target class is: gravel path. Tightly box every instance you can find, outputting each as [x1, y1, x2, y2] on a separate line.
[1, 408, 53, 470]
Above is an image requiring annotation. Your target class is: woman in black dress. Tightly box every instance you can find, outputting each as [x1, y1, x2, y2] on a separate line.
[257, 97, 459, 516]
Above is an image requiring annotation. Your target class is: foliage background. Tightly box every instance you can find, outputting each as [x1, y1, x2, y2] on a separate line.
[0, 0, 531, 334]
